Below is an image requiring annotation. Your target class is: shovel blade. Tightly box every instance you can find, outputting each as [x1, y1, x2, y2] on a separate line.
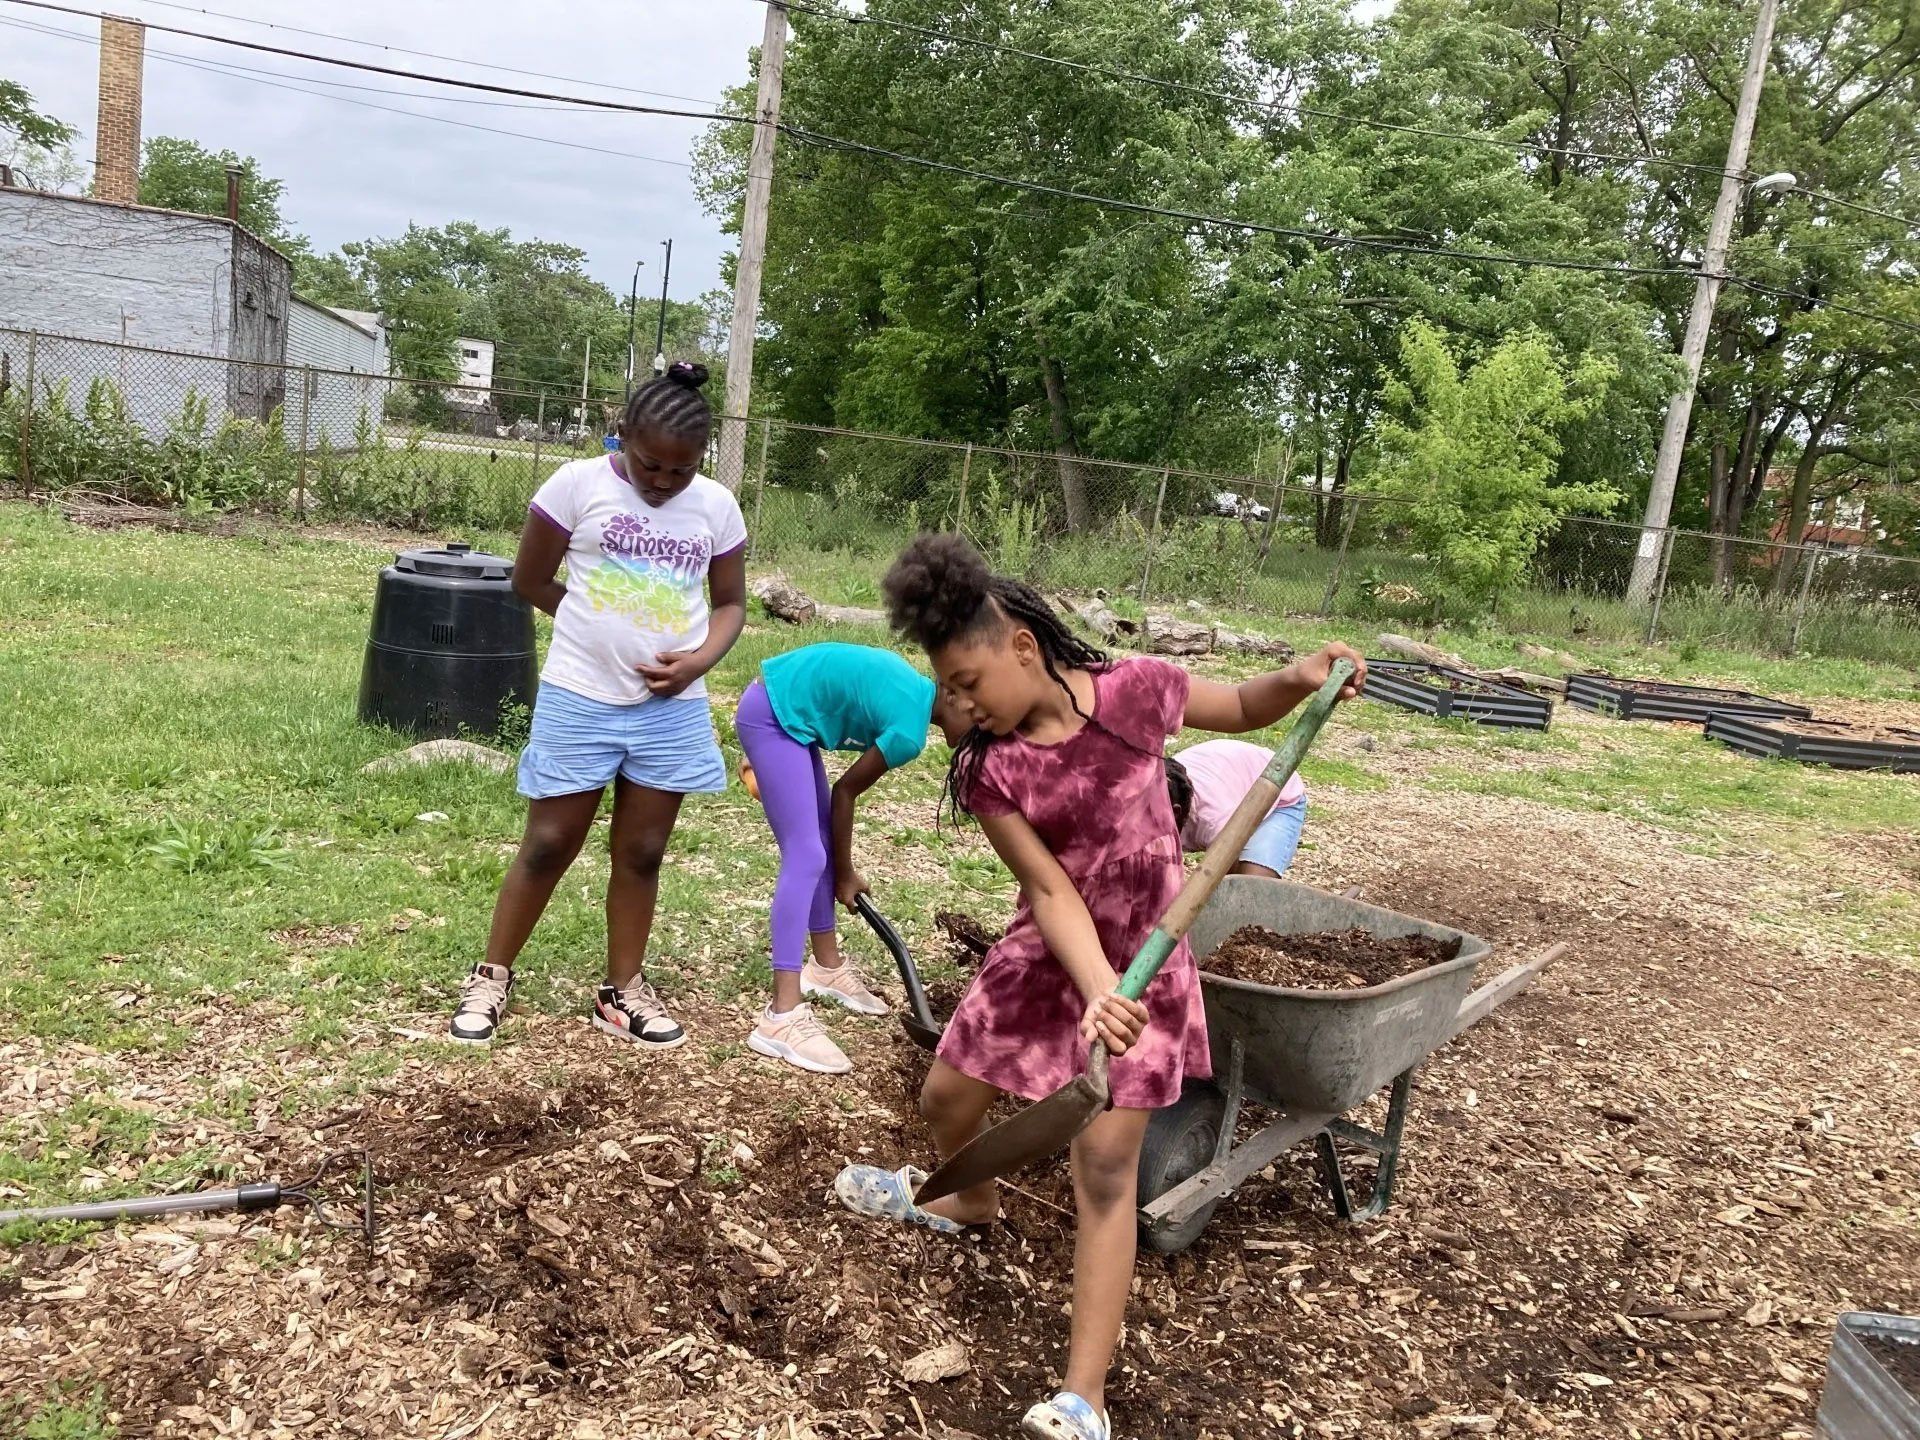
[902, 1017, 943, 1052]
[913, 1065, 1111, 1205]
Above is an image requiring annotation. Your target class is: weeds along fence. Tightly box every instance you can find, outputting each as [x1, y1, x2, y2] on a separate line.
[3, 326, 1918, 667]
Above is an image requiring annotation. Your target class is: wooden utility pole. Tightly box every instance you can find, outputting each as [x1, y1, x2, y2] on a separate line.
[715, 0, 789, 493]
[1627, 0, 1780, 604]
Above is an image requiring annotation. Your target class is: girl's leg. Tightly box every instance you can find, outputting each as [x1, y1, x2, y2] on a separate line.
[737, 686, 832, 1012]
[1060, 1106, 1152, 1416]
[604, 776, 684, 989]
[804, 743, 845, 972]
[483, 790, 604, 969]
[916, 1059, 1005, 1226]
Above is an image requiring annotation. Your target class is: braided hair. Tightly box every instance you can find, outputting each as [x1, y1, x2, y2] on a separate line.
[621, 360, 712, 446]
[1164, 755, 1194, 836]
[884, 533, 1115, 827]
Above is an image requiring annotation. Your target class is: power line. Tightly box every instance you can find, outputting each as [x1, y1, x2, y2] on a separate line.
[3, 0, 1704, 281]
[0, 14, 699, 171]
[117, 0, 726, 111]
[778, 124, 1693, 277]
[1725, 276, 1920, 337]
[770, 0, 1738, 181]
[15, 0, 1920, 338]
[0, 0, 740, 127]
[1790, 185, 1920, 233]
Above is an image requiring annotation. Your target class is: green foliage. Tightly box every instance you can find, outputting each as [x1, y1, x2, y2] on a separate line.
[1365, 321, 1620, 614]
[5, 1386, 116, 1440]
[136, 137, 294, 243]
[0, 78, 75, 151]
[144, 819, 292, 876]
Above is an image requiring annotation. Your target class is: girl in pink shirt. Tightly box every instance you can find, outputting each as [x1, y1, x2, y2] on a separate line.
[1166, 737, 1309, 877]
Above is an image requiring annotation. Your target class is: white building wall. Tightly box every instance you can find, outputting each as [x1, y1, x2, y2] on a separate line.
[285, 298, 390, 450]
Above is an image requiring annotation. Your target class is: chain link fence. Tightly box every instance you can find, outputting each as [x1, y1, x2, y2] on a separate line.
[4, 325, 1917, 667]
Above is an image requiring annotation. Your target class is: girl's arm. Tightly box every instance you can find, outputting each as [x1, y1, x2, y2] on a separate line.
[828, 746, 890, 908]
[978, 811, 1150, 1056]
[512, 513, 569, 616]
[638, 547, 748, 696]
[1183, 641, 1367, 733]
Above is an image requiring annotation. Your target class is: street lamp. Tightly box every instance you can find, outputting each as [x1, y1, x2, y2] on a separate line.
[624, 260, 644, 402]
[652, 238, 673, 377]
[1750, 171, 1798, 198]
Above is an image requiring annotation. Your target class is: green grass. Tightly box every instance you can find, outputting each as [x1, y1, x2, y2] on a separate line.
[1, 499, 1914, 1227]
[0, 1386, 116, 1440]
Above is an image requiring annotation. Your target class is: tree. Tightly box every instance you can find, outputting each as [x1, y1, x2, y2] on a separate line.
[136, 137, 294, 242]
[0, 78, 82, 192]
[1364, 320, 1621, 614]
[1396, 0, 1920, 575]
[0, 79, 73, 151]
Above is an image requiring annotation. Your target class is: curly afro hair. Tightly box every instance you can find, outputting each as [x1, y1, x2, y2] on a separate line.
[881, 532, 997, 650]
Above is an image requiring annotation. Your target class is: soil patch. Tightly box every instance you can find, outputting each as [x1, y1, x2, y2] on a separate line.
[1204, 925, 1461, 989]
[935, 909, 998, 960]
[1772, 717, 1920, 745]
[1864, 1332, 1920, 1392]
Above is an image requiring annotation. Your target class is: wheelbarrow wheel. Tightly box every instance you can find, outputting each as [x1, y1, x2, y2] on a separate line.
[1136, 1081, 1228, 1255]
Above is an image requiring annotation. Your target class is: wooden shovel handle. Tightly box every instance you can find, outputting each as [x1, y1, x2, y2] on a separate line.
[1114, 659, 1354, 1003]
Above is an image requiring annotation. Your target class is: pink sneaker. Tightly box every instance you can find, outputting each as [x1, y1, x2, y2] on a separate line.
[748, 1004, 851, 1075]
[802, 958, 889, 1017]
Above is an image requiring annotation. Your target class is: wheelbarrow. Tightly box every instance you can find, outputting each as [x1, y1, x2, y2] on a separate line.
[1136, 876, 1562, 1254]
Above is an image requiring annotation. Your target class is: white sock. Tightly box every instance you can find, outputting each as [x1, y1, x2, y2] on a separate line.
[766, 1003, 801, 1022]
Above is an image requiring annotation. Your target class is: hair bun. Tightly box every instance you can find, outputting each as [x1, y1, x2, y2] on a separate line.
[884, 532, 992, 648]
[665, 360, 709, 390]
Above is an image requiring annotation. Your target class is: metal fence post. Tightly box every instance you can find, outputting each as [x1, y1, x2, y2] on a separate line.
[1788, 548, 1822, 655]
[1644, 528, 1677, 645]
[1137, 466, 1172, 602]
[19, 331, 36, 493]
[750, 417, 772, 542]
[956, 442, 973, 535]
[1318, 498, 1361, 615]
[532, 393, 546, 483]
[295, 366, 313, 520]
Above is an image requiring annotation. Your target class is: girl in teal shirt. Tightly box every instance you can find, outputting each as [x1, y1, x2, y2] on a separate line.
[735, 643, 970, 1074]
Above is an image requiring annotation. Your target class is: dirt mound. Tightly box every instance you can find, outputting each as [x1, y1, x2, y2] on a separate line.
[1204, 925, 1461, 989]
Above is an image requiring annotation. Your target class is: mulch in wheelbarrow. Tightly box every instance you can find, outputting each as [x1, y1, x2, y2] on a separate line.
[1204, 925, 1462, 989]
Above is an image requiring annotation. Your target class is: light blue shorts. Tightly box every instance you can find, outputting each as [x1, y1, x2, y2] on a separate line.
[1239, 801, 1307, 875]
[517, 683, 727, 800]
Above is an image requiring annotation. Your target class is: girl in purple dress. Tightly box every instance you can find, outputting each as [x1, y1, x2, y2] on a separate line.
[835, 534, 1364, 1440]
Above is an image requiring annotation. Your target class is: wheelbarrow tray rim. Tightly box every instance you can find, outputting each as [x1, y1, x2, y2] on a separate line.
[1199, 948, 1479, 1004]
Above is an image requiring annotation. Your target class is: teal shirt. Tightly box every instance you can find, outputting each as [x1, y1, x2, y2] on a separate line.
[760, 643, 937, 769]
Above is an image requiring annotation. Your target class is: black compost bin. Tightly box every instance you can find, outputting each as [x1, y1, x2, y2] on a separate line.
[357, 543, 537, 739]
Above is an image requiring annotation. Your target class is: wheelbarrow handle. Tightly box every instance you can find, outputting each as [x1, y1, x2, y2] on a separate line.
[854, 893, 939, 1036]
[1115, 659, 1354, 1003]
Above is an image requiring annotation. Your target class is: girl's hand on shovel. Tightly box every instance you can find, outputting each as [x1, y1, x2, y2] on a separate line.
[1081, 991, 1150, 1056]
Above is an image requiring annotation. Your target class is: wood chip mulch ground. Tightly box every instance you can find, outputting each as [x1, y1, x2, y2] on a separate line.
[4, 779, 1918, 1440]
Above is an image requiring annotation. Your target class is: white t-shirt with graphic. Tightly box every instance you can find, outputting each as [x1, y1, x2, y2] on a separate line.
[528, 457, 747, 705]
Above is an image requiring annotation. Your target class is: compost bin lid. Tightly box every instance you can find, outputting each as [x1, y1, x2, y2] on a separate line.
[393, 543, 514, 580]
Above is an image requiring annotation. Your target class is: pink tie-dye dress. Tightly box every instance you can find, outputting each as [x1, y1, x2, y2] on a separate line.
[938, 655, 1212, 1110]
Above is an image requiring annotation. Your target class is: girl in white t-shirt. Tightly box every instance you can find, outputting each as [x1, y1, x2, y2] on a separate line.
[449, 362, 747, 1049]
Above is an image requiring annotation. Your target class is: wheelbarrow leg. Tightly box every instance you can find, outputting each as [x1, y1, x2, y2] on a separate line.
[1316, 1067, 1414, 1222]
[1213, 1037, 1245, 1166]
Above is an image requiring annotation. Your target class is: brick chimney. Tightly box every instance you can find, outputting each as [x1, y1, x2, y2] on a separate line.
[94, 15, 145, 205]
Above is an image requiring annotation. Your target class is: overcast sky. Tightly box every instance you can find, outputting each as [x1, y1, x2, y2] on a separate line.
[2, 1, 767, 300]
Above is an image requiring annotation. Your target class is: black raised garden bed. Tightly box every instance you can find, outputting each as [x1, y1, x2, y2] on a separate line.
[1566, 672, 1812, 725]
[1362, 661, 1553, 732]
[1706, 713, 1920, 773]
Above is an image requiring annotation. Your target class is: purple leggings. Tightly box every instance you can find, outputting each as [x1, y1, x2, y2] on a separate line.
[736, 680, 836, 973]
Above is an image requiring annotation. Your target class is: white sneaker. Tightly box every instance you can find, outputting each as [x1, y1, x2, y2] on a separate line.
[748, 1004, 852, 1075]
[450, 962, 513, 1043]
[801, 958, 890, 1017]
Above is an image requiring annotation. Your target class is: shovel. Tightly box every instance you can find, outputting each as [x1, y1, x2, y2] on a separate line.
[855, 893, 943, 1051]
[914, 659, 1355, 1205]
